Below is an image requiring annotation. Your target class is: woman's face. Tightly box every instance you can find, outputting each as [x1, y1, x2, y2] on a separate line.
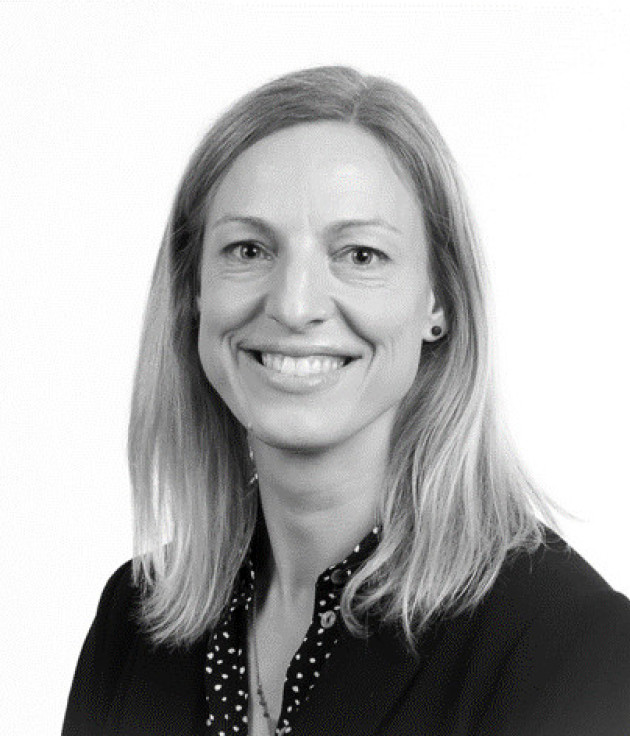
[198, 121, 444, 452]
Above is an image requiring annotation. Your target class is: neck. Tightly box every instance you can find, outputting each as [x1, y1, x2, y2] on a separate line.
[250, 422, 390, 603]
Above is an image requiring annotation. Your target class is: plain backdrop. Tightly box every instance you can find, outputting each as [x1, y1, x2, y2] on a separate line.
[1, 2, 629, 733]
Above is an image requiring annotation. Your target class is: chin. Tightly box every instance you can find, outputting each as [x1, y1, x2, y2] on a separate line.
[250, 413, 350, 454]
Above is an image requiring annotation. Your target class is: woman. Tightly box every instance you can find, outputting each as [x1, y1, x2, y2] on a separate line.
[62, 66, 630, 735]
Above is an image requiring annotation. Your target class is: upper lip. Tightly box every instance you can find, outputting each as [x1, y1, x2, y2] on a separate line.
[241, 344, 362, 359]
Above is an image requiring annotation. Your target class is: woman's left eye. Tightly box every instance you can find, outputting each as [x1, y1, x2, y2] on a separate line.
[336, 246, 388, 267]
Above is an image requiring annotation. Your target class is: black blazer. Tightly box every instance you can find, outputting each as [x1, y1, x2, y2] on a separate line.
[63, 533, 630, 735]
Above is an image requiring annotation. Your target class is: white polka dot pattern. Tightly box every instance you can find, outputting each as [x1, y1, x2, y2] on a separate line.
[204, 525, 380, 734]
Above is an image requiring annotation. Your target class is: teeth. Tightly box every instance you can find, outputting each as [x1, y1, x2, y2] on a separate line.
[260, 353, 347, 375]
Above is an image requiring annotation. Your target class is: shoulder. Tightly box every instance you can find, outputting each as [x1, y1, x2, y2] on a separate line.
[489, 528, 630, 627]
[440, 528, 630, 671]
[62, 560, 144, 734]
[90, 559, 142, 645]
[63, 559, 208, 735]
[475, 528, 630, 664]
[97, 558, 137, 609]
[469, 530, 630, 734]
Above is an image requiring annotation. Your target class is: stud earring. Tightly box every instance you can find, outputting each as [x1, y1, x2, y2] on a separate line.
[431, 325, 443, 337]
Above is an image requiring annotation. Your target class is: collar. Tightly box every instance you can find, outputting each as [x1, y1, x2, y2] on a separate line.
[230, 522, 382, 610]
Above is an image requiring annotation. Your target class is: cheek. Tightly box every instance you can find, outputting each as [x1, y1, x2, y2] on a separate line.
[197, 316, 223, 393]
[348, 287, 427, 404]
[197, 277, 257, 340]
[196, 308, 247, 424]
[342, 283, 427, 356]
[196, 287, 246, 381]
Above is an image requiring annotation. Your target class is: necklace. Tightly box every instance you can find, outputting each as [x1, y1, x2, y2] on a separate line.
[250, 587, 278, 736]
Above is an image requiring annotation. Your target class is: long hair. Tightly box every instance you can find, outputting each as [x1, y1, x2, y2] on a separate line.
[128, 65, 556, 648]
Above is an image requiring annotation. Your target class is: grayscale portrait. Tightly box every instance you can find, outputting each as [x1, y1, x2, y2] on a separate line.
[60, 64, 630, 735]
[4, 3, 629, 733]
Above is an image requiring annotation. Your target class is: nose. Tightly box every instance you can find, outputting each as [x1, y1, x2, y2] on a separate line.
[264, 249, 334, 330]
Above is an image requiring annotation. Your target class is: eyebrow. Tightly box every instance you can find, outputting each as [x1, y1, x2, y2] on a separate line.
[208, 215, 401, 237]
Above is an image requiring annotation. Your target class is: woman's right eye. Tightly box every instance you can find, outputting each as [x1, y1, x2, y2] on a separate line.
[225, 241, 271, 261]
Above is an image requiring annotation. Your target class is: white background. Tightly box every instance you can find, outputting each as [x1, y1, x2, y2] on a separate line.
[1, 2, 628, 733]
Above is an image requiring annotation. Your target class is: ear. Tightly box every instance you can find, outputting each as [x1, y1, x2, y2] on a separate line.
[422, 289, 447, 342]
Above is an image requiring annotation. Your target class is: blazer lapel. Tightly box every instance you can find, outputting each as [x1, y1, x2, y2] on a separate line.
[290, 622, 423, 736]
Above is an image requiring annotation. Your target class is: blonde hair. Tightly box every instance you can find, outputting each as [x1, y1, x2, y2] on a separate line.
[129, 66, 556, 648]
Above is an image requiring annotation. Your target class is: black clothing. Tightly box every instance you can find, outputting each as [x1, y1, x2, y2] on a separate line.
[62, 531, 630, 735]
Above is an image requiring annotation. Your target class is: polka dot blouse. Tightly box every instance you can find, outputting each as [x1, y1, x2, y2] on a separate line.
[204, 525, 381, 735]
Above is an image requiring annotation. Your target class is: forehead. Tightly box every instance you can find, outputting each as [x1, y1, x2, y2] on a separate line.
[206, 121, 424, 233]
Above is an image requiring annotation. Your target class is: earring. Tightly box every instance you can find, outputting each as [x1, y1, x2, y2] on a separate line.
[431, 325, 443, 337]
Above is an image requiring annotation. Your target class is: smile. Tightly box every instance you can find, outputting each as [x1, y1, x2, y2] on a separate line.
[258, 352, 349, 376]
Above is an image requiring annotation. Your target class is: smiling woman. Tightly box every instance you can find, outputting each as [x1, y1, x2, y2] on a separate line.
[197, 122, 439, 452]
[62, 66, 630, 736]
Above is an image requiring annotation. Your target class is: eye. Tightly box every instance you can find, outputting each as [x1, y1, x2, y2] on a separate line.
[335, 246, 389, 267]
[225, 241, 271, 261]
[351, 247, 376, 265]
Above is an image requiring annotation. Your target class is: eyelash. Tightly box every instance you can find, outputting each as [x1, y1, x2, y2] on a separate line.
[224, 242, 389, 266]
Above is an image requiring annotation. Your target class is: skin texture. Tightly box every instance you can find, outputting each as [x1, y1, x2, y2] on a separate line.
[197, 121, 446, 733]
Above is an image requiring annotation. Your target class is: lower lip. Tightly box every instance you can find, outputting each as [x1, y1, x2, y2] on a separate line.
[239, 351, 356, 394]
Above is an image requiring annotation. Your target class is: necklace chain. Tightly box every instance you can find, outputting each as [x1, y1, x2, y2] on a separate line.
[251, 587, 278, 736]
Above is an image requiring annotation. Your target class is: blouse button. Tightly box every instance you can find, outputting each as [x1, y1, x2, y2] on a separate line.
[320, 610, 337, 628]
[330, 569, 345, 585]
